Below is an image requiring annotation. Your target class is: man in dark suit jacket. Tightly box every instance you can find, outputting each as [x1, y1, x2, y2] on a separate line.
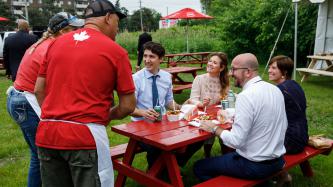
[136, 27, 152, 71]
[3, 19, 38, 81]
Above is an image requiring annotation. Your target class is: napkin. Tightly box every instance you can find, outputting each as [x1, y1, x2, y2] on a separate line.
[188, 121, 200, 127]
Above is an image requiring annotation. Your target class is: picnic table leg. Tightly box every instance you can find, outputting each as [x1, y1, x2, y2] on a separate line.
[147, 156, 165, 177]
[299, 160, 314, 177]
[164, 152, 184, 187]
[173, 73, 186, 84]
[115, 139, 138, 187]
[191, 70, 197, 78]
[301, 75, 307, 82]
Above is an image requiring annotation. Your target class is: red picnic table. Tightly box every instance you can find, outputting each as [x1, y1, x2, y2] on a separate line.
[163, 66, 203, 93]
[163, 66, 202, 85]
[111, 105, 231, 187]
[164, 52, 212, 67]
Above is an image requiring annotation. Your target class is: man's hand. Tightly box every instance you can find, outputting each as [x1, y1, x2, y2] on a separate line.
[139, 108, 160, 121]
[109, 93, 136, 120]
[166, 100, 181, 110]
[199, 121, 216, 133]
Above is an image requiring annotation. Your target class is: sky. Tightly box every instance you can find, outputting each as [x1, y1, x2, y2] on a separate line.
[110, 0, 203, 16]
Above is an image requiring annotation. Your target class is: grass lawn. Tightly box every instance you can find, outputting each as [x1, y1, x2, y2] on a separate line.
[0, 60, 332, 186]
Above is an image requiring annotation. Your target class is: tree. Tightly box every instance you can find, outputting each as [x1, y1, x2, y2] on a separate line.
[127, 8, 161, 32]
[0, 1, 16, 31]
[28, 0, 62, 30]
[201, 0, 317, 65]
[114, 0, 130, 32]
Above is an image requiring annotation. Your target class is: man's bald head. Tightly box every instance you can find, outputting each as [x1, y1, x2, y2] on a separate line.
[230, 53, 259, 88]
[17, 19, 29, 32]
[232, 53, 259, 71]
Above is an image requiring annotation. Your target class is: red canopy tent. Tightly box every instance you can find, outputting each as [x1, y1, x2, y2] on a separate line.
[0, 17, 9, 21]
[161, 8, 213, 52]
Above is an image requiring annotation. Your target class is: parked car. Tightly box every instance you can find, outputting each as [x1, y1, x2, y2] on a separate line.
[0, 31, 16, 58]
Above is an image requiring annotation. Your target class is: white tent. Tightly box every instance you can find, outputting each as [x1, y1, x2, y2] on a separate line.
[313, 0, 333, 54]
[293, 0, 333, 78]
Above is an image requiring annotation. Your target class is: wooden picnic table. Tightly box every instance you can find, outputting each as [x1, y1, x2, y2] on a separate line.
[164, 52, 212, 67]
[296, 55, 333, 82]
[111, 105, 231, 187]
[0, 58, 4, 69]
[163, 66, 202, 85]
[163, 66, 203, 94]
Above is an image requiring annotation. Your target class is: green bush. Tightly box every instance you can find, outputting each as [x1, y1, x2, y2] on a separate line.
[116, 25, 224, 56]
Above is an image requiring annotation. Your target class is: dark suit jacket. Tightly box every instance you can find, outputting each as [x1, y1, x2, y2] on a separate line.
[137, 32, 152, 52]
[3, 30, 38, 81]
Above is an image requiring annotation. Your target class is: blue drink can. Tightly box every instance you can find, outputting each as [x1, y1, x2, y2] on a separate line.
[154, 106, 162, 121]
[221, 100, 229, 110]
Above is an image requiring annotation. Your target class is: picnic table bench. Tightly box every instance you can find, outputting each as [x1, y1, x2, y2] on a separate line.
[110, 106, 231, 187]
[193, 145, 332, 187]
[0, 58, 4, 70]
[164, 52, 212, 67]
[297, 55, 333, 82]
[163, 66, 203, 94]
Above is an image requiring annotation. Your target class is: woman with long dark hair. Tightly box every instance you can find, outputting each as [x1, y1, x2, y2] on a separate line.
[188, 52, 230, 157]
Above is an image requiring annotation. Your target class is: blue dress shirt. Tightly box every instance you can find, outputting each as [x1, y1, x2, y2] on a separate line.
[132, 68, 174, 121]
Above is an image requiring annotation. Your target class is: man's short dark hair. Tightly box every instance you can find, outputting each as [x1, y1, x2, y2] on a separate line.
[143, 41, 165, 58]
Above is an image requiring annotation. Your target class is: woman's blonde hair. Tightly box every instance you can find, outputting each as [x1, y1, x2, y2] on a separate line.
[29, 26, 74, 54]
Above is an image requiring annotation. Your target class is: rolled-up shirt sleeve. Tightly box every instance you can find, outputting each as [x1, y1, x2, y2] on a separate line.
[220, 93, 254, 149]
[164, 73, 174, 105]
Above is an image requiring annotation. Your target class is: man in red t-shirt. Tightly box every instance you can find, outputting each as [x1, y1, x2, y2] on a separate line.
[7, 12, 84, 187]
[34, 1, 136, 186]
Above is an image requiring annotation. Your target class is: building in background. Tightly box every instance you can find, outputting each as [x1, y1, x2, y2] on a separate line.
[159, 19, 178, 29]
[2, 0, 90, 18]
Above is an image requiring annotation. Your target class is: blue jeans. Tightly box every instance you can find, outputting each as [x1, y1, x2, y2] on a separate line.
[7, 87, 41, 187]
[194, 152, 285, 182]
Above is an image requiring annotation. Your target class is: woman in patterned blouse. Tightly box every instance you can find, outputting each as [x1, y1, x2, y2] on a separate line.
[188, 52, 230, 157]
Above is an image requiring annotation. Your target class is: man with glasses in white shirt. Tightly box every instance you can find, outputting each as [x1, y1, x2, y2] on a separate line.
[195, 53, 287, 181]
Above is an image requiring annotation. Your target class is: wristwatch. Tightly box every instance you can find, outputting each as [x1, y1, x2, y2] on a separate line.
[212, 126, 219, 135]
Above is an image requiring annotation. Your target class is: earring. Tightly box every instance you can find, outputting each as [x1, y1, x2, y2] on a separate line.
[281, 76, 285, 79]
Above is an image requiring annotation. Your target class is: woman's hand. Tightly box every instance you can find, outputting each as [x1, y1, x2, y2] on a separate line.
[202, 97, 211, 107]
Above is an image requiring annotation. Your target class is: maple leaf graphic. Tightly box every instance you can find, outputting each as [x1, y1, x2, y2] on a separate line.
[73, 31, 90, 44]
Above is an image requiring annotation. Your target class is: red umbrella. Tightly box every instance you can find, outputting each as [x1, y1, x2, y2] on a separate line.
[161, 8, 213, 20]
[0, 16, 9, 21]
[161, 8, 213, 52]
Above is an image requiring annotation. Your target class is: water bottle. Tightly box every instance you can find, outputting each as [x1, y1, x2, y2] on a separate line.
[227, 90, 236, 108]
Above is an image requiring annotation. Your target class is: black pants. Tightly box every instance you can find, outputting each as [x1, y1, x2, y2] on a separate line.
[38, 147, 100, 187]
[137, 49, 144, 67]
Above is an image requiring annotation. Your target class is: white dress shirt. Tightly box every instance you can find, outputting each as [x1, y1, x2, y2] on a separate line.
[131, 68, 174, 121]
[220, 76, 287, 162]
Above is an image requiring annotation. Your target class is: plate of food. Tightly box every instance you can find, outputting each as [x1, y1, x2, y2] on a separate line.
[167, 110, 182, 121]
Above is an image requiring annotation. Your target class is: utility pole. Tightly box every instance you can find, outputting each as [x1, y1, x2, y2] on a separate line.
[139, 0, 143, 31]
[24, 0, 29, 22]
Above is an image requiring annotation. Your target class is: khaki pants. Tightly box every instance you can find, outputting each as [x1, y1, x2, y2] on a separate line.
[38, 147, 100, 187]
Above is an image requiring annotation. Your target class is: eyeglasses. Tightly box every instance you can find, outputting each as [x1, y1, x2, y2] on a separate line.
[230, 67, 249, 73]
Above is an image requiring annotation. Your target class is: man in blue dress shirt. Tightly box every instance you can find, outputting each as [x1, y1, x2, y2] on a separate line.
[131, 41, 186, 168]
[131, 41, 180, 122]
